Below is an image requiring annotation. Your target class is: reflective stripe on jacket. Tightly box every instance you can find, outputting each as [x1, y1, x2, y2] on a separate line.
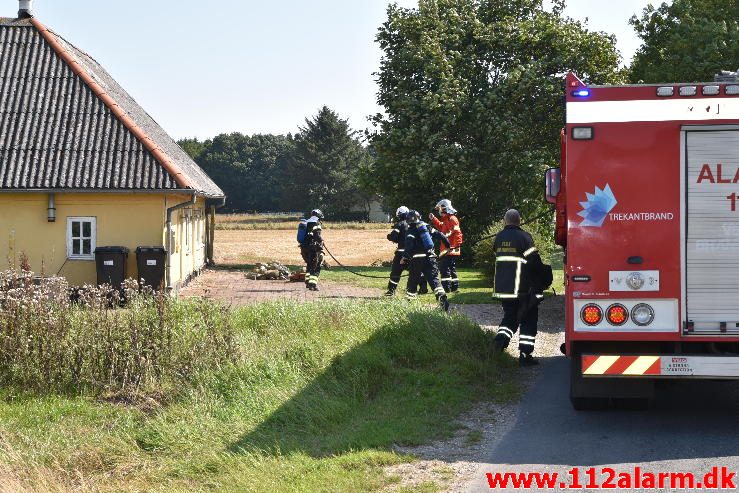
[493, 225, 540, 298]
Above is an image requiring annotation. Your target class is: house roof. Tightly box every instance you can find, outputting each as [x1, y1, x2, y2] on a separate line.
[0, 17, 224, 198]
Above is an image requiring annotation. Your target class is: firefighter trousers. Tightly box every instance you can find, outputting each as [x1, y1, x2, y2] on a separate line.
[387, 251, 407, 293]
[439, 255, 459, 292]
[406, 255, 445, 300]
[300, 244, 323, 287]
[495, 298, 539, 355]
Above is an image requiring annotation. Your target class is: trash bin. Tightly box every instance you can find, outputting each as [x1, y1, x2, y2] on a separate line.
[135, 246, 167, 290]
[94, 246, 129, 287]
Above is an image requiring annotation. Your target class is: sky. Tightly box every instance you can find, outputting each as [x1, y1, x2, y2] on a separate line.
[19, 0, 657, 139]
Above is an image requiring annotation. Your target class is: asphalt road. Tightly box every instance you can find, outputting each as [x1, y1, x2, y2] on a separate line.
[465, 355, 739, 492]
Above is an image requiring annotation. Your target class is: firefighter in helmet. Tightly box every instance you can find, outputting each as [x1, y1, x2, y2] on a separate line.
[492, 209, 547, 366]
[300, 209, 325, 291]
[401, 210, 450, 312]
[385, 206, 410, 296]
[429, 199, 463, 292]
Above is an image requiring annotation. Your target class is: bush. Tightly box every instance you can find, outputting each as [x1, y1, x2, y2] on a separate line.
[0, 270, 240, 395]
[473, 219, 560, 283]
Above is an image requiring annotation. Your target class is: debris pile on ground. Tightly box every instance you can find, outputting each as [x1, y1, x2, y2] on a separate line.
[247, 262, 292, 280]
[370, 259, 392, 267]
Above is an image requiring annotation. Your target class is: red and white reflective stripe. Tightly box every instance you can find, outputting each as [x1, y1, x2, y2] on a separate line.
[582, 355, 660, 376]
[567, 98, 739, 124]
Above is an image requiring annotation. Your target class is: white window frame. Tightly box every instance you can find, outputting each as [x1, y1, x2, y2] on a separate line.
[66, 217, 96, 260]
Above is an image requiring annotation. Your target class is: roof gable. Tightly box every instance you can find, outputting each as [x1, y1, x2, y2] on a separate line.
[0, 17, 223, 197]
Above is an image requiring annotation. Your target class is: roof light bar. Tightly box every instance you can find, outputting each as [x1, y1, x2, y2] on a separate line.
[679, 86, 697, 97]
[702, 85, 720, 96]
[656, 86, 674, 97]
[571, 89, 590, 97]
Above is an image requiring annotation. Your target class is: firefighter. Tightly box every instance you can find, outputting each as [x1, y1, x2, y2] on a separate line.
[385, 206, 410, 297]
[492, 209, 546, 366]
[401, 210, 450, 312]
[429, 199, 463, 293]
[300, 209, 325, 291]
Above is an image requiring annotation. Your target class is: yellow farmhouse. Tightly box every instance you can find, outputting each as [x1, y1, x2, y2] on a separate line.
[0, 11, 225, 291]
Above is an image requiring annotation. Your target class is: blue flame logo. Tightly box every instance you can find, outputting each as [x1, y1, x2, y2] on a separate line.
[578, 184, 617, 227]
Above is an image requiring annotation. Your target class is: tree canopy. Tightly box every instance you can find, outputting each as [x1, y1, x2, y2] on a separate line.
[629, 0, 739, 84]
[178, 107, 374, 218]
[282, 106, 374, 214]
[367, 0, 623, 240]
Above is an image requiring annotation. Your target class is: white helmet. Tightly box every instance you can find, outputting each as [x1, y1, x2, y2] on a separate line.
[395, 205, 409, 219]
[435, 199, 457, 215]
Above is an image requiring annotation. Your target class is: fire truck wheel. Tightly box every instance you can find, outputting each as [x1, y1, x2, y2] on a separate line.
[569, 356, 609, 411]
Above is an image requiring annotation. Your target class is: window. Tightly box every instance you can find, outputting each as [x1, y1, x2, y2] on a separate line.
[67, 217, 96, 259]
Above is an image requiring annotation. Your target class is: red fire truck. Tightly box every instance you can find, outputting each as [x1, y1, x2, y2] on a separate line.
[545, 71, 739, 409]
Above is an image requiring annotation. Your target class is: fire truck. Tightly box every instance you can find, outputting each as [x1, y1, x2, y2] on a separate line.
[545, 71, 739, 410]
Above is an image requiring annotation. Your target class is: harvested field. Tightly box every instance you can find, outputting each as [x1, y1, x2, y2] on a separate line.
[215, 229, 396, 266]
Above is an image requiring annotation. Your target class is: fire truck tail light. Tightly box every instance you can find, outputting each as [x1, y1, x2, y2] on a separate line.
[572, 89, 590, 97]
[726, 85, 739, 95]
[631, 303, 655, 326]
[571, 127, 593, 140]
[679, 86, 697, 96]
[702, 85, 720, 96]
[606, 304, 629, 326]
[656, 86, 674, 97]
[581, 304, 603, 326]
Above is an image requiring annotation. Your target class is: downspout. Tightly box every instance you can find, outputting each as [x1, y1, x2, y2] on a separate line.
[166, 193, 196, 291]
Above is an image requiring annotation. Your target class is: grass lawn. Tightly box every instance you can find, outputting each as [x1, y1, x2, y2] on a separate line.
[320, 266, 565, 305]
[321, 266, 496, 304]
[0, 301, 519, 493]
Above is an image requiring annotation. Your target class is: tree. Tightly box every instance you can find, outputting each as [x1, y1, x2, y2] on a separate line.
[368, 0, 622, 242]
[283, 106, 374, 216]
[629, 0, 739, 84]
[178, 138, 205, 161]
[180, 133, 295, 212]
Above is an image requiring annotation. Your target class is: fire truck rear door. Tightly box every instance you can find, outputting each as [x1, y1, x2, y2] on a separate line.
[685, 126, 739, 334]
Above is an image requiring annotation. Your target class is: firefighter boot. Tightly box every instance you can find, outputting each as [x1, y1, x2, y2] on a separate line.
[494, 327, 512, 353]
[384, 281, 397, 297]
[436, 293, 450, 313]
[519, 353, 539, 367]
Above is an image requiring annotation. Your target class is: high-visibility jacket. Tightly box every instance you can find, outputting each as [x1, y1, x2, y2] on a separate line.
[430, 214, 463, 256]
[493, 225, 544, 298]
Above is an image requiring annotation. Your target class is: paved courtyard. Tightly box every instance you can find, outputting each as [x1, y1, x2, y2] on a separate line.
[180, 268, 381, 305]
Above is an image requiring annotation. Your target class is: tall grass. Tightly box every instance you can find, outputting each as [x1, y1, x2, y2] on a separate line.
[0, 270, 239, 396]
[0, 299, 518, 492]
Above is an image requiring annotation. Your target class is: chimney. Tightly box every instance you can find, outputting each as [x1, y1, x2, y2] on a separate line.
[18, 0, 33, 18]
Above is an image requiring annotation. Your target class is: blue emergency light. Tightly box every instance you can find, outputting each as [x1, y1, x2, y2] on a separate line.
[571, 89, 591, 97]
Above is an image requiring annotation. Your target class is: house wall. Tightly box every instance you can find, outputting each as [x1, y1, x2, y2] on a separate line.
[166, 194, 208, 291]
[0, 193, 208, 289]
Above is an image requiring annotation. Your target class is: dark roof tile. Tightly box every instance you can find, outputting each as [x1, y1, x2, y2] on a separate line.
[0, 17, 224, 197]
